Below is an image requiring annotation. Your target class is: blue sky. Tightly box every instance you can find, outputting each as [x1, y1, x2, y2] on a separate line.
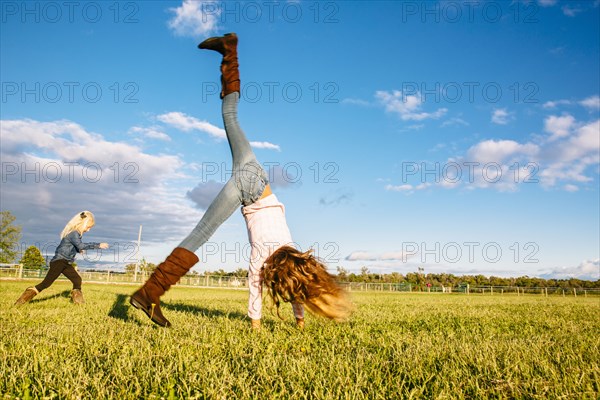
[1, 0, 598, 280]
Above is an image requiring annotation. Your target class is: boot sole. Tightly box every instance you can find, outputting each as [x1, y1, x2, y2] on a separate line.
[197, 33, 237, 49]
[130, 297, 171, 327]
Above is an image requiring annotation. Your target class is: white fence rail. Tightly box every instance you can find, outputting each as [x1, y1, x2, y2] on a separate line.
[0, 267, 248, 289]
[1, 267, 599, 296]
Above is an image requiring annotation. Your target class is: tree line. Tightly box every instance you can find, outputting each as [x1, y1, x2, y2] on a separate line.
[335, 267, 599, 289]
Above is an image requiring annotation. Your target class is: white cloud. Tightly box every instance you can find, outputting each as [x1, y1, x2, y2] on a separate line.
[555, 119, 600, 162]
[345, 251, 415, 262]
[544, 114, 576, 141]
[385, 116, 598, 193]
[563, 184, 579, 192]
[466, 139, 539, 163]
[384, 183, 431, 194]
[345, 251, 377, 261]
[156, 112, 281, 151]
[129, 126, 171, 141]
[538, 0, 558, 7]
[542, 96, 600, 111]
[385, 184, 414, 192]
[542, 99, 572, 109]
[375, 90, 447, 121]
[0, 119, 201, 255]
[580, 95, 600, 110]
[441, 117, 469, 127]
[562, 5, 582, 16]
[157, 111, 225, 139]
[542, 259, 599, 280]
[491, 108, 513, 125]
[167, 0, 220, 38]
[249, 141, 281, 151]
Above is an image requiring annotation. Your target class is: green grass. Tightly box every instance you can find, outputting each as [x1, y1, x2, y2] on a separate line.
[1, 281, 598, 399]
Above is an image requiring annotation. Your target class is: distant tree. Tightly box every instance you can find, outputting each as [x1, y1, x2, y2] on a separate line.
[231, 268, 248, 278]
[125, 259, 157, 274]
[19, 245, 46, 269]
[405, 272, 415, 285]
[336, 266, 348, 281]
[0, 211, 22, 263]
[124, 263, 137, 274]
[205, 269, 228, 277]
[389, 272, 404, 283]
[145, 262, 157, 272]
[360, 266, 370, 282]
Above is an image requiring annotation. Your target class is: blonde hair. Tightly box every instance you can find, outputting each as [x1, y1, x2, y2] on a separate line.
[60, 211, 95, 239]
[261, 245, 353, 322]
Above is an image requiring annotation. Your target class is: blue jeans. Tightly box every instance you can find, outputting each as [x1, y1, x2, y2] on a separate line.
[179, 92, 268, 252]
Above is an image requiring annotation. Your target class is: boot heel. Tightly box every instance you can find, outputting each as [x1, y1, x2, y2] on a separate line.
[130, 297, 141, 310]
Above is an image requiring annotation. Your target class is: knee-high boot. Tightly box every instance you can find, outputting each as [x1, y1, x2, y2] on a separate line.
[198, 33, 240, 98]
[130, 247, 198, 327]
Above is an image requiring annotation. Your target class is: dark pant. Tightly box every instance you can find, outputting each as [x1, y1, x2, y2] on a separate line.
[35, 259, 82, 292]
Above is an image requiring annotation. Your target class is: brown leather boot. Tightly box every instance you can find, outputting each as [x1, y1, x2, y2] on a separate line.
[130, 247, 199, 327]
[14, 287, 38, 306]
[198, 33, 240, 98]
[71, 289, 85, 305]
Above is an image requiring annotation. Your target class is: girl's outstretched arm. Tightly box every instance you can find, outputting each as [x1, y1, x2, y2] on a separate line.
[68, 231, 105, 252]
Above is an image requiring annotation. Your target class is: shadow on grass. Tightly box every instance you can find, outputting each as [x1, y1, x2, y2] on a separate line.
[163, 301, 247, 321]
[29, 290, 71, 304]
[108, 295, 247, 326]
[108, 293, 143, 326]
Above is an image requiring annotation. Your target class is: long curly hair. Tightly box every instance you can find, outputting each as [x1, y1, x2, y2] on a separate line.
[261, 245, 352, 321]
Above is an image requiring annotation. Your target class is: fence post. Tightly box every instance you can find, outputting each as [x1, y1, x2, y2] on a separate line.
[18, 264, 23, 279]
[573, 288, 577, 297]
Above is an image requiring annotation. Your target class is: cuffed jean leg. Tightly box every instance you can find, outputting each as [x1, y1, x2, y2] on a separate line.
[178, 179, 242, 253]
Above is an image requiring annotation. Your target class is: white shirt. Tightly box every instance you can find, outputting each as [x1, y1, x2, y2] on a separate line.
[242, 194, 304, 320]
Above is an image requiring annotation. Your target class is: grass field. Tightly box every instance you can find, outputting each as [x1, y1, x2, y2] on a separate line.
[1, 281, 598, 399]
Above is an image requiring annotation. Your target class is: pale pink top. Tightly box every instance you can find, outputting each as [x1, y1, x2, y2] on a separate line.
[242, 194, 304, 320]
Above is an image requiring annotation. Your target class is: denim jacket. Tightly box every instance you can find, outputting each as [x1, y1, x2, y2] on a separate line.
[50, 231, 101, 263]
